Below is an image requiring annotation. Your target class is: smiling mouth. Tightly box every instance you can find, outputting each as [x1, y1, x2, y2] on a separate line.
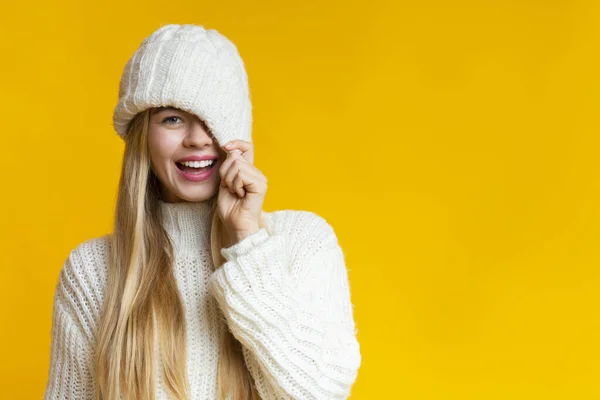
[175, 161, 217, 174]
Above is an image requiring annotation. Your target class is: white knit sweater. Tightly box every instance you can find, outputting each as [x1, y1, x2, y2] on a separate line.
[43, 200, 362, 399]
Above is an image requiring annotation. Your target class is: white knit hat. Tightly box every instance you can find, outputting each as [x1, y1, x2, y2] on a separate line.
[112, 24, 252, 147]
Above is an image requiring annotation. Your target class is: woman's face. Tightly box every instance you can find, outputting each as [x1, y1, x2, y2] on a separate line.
[148, 106, 226, 203]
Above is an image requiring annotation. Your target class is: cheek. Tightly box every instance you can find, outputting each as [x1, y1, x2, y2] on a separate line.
[148, 130, 178, 167]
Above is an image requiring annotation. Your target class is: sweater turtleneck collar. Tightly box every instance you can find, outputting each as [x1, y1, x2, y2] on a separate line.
[158, 198, 215, 255]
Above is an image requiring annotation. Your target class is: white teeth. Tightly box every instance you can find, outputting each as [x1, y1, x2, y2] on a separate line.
[180, 160, 214, 168]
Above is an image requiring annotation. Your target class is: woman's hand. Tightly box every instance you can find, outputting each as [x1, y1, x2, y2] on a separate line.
[217, 140, 268, 244]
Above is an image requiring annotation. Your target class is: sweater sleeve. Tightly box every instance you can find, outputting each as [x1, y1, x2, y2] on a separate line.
[44, 250, 96, 400]
[208, 211, 362, 400]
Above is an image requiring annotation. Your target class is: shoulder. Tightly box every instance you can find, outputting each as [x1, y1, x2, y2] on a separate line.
[60, 234, 111, 291]
[264, 209, 340, 264]
[266, 209, 336, 237]
[54, 234, 111, 342]
[66, 234, 111, 264]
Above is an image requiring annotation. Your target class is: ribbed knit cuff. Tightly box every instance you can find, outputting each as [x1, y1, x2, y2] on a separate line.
[220, 228, 271, 261]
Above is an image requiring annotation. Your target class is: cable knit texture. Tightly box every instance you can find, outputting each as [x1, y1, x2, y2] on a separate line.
[43, 200, 361, 399]
[112, 24, 252, 148]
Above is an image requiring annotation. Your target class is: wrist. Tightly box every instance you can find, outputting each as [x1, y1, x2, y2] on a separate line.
[225, 226, 261, 246]
[235, 226, 261, 241]
[220, 227, 271, 261]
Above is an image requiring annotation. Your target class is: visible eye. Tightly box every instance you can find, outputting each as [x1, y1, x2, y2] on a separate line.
[162, 115, 183, 125]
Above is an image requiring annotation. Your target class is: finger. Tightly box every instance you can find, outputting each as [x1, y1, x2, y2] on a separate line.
[221, 156, 244, 194]
[222, 158, 263, 195]
[222, 156, 250, 194]
[230, 168, 264, 197]
[219, 151, 248, 183]
[232, 173, 245, 198]
[223, 140, 254, 164]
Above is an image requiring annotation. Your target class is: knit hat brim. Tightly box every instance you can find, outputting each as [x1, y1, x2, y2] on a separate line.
[112, 24, 252, 148]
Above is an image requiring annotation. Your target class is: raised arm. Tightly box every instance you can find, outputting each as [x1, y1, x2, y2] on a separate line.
[209, 211, 362, 399]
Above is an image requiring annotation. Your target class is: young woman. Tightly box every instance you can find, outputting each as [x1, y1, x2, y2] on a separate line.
[44, 24, 361, 400]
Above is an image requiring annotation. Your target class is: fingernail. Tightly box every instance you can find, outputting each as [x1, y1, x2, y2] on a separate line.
[224, 142, 232, 148]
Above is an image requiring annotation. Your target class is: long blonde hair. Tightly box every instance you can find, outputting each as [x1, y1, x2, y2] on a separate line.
[94, 108, 265, 400]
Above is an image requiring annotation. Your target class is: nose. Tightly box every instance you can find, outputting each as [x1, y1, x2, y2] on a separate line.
[182, 117, 214, 148]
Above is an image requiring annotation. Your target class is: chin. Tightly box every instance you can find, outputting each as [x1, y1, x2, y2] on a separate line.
[173, 187, 218, 203]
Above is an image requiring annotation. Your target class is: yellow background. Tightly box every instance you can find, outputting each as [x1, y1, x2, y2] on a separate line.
[1, 0, 599, 398]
